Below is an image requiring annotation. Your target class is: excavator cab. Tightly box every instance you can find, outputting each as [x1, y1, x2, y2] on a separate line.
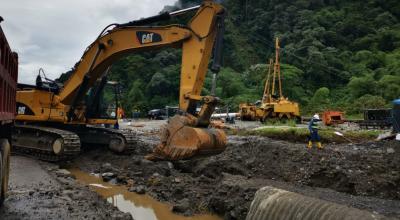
[85, 79, 119, 121]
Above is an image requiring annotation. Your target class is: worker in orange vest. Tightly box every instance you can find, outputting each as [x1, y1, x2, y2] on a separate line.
[117, 107, 125, 119]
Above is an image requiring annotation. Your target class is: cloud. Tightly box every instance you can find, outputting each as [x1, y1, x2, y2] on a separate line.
[0, 0, 176, 84]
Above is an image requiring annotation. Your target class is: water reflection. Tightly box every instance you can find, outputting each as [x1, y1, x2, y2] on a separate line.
[69, 168, 222, 220]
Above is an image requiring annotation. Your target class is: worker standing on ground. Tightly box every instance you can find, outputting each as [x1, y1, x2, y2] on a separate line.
[308, 114, 323, 149]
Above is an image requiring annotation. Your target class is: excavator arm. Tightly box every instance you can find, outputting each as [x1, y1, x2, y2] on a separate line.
[60, 1, 224, 117]
[58, 0, 227, 160]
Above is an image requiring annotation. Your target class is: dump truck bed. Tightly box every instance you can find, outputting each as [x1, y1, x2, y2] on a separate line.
[0, 24, 18, 122]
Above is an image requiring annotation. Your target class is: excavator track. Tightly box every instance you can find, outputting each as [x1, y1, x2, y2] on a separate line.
[112, 129, 138, 153]
[86, 127, 138, 153]
[12, 125, 81, 162]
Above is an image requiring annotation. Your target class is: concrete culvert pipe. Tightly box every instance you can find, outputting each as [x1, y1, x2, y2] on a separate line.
[246, 186, 387, 220]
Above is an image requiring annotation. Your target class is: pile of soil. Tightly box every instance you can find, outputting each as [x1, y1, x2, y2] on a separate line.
[74, 134, 400, 220]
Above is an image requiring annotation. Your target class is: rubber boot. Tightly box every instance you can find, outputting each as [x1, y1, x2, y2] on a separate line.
[307, 141, 312, 149]
[317, 142, 323, 149]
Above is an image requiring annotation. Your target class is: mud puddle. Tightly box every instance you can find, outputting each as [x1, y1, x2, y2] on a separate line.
[69, 168, 222, 220]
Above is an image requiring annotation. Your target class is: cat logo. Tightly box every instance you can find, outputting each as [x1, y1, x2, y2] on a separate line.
[142, 33, 154, 44]
[136, 31, 162, 44]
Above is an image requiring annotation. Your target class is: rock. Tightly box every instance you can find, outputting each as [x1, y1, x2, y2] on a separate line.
[173, 178, 181, 183]
[61, 190, 74, 198]
[111, 212, 132, 220]
[132, 171, 143, 177]
[116, 175, 128, 183]
[172, 187, 183, 197]
[387, 148, 395, 154]
[126, 179, 135, 187]
[101, 163, 113, 172]
[230, 210, 238, 218]
[89, 173, 100, 178]
[108, 178, 118, 185]
[141, 159, 153, 165]
[132, 157, 142, 165]
[55, 169, 71, 177]
[167, 162, 174, 169]
[131, 185, 146, 194]
[135, 185, 146, 194]
[172, 198, 190, 213]
[152, 172, 160, 177]
[102, 172, 116, 182]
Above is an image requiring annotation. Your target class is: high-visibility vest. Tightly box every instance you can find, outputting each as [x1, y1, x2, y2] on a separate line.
[311, 119, 320, 129]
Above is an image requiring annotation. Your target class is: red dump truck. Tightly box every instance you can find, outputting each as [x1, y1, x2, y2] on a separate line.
[0, 18, 18, 205]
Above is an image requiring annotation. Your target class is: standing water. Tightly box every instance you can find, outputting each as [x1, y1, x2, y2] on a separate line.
[69, 168, 222, 220]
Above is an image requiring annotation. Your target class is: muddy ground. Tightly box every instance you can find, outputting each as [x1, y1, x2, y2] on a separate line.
[0, 156, 131, 220]
[73, 131, 400, 220]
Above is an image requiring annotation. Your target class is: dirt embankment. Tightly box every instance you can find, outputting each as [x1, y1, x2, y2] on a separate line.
[75, 134, 400, 220]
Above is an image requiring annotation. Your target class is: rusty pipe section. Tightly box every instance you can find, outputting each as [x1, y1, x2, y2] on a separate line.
[246, 186, 387, 220]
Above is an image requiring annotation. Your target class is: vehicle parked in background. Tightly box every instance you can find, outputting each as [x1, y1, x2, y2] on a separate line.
[148, 109, 167, 120]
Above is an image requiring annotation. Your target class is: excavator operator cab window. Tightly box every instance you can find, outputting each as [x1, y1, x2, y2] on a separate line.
[85, 82, 118, 120]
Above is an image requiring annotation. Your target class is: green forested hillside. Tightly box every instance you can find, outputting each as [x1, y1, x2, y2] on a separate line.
[66, 0, 400, 116]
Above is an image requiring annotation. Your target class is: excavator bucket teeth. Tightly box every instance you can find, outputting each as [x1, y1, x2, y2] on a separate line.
[145, 115, 227, 161]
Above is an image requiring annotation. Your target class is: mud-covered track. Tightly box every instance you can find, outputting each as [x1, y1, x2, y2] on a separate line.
[12, 125, 81, 162]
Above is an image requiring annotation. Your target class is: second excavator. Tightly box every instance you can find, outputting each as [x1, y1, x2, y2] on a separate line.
[13, 0, 227, 161]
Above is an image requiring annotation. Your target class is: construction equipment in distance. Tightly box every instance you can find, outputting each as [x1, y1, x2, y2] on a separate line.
[358, 109, 392, 130]
[0, 17, 18, 205]
[322, 111, 344, 126]
[13, 0, 227, 161]
[239, 38, 300, 122]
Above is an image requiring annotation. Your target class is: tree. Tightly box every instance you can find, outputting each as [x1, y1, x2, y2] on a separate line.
[56, 0, 400, 116]
[348, 94, 387, 114]
[378, 75, 400, 100]
[348, 75, 377, 98]
[308, 87, 330, 112]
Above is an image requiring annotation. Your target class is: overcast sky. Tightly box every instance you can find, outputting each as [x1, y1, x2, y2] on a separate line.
[0, 0, 177, 84]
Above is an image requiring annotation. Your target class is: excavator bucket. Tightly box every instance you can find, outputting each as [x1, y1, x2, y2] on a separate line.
[145, 114, 227, 161]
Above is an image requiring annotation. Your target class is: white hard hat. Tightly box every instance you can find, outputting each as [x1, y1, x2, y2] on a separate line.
[313, 114, 320, 120]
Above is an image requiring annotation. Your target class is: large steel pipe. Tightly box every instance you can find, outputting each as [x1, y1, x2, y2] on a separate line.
[247, 186, 387, 220]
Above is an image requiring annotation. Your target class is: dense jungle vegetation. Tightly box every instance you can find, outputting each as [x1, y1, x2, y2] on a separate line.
[61, 0, 400, 116]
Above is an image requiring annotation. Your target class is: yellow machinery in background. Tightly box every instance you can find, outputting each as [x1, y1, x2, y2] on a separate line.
[239, 38, 300, 122]
[13, 0, 227, 161]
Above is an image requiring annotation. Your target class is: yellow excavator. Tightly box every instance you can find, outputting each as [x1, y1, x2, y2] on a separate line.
[13, 0, 227, 161]
[239, 38, 300, 122]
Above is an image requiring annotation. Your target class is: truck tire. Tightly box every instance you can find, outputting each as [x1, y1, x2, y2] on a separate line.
[0, 139, 10, 206]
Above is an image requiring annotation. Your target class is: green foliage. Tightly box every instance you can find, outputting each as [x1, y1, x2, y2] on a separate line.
[347, 94, 388, 114]
[242, 127, 379, 143]
[348, 75, 378, 98]
[378, 75, 400, 100]
[58, 0, 400, 115]
[307, 87, 330, 112]
[263, 119, 297, 127]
